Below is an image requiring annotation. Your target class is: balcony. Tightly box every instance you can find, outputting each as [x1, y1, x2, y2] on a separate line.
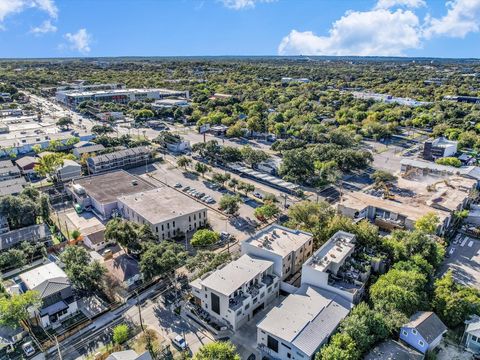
[229, 293, 249, 311]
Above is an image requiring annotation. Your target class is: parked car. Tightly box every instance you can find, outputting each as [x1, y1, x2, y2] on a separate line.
[182, 186, 190, 192]
[22, 342, 35, 357]
[172, 335, 188, 350]
[174, 182, 182, 188]
[253, 192, 263, 199]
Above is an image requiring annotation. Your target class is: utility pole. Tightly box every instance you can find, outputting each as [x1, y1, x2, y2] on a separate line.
[135, 291, 145, 332]
[55, 336, 63, 360]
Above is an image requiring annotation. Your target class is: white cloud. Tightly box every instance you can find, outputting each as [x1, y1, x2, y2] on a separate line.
[423, 0, 480, 38]
[30, 19, 56, 34]
[220, 0, 275, 10]
[0, 0, 57, 21]
[64, 28, 91, 54]
[375, 0, 426, 9]
[278, 9, 421, 56]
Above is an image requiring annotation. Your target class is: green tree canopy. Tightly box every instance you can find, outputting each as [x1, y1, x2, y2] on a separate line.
[193, 341, 241, 360]
[191, 229, 220, 247]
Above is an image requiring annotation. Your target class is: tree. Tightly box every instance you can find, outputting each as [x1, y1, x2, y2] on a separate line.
[371, 170, 397, 185]
[238, 182, 255, 196]
[287, 201, 334, 237]
[193, 341, 241, 360]
[177, 156, 192, 170]
[228, 178, 239, 192]
[370, 268, 428, 316]
[435, 157, 462, 167]
[60, 246, 106, 291]
[92, 125, 114, 135]
[318, 333, 360, 360]
[34, 153, 65, 180]
[191, 229, 220, 247]
[105, 218, 142, 253]
[219, 195, 241, 215]
[71, 229, 82, 241]
[414, 212, 440, 235]
[56, 116, 73, 130]
[240, 145, 269, 167]
[195, 162, 210, 177]
[314, 160, 341, 188]
[254, 203, 280, 222]
[432, 271, 480, 327]
[0, 291, 41, 328]
[140, 242, 187, 281]
[113, 324, 130, 344]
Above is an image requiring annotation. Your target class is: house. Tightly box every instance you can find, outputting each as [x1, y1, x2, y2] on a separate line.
[72, 143, 105, 158]
[15, 156, 38, 177]
[62, 210, 108, 251]
[257, 285, 352, 360]
[0, 160, 21, 181]
[190, 254, 280, 331]
[0, 177, 26, 196]
[86, 146, 151, 174]
[104, 253, 142, 291]
[56, 159, 82, 182]
[301, 231, 370, 303]
[19, 262, 78, 328]
[463, 315, 480, 354]
[106, 350, 152, 360]
[0, 223, 50, 252]
[423, 137, 458, 160]
[364, 339, 424, 360]
[68, 170, 155, 220]
[400, 311, 447, 354]
[241, 224, 313, 282]
[0, 325, 26, 351]
[117, 188, 207, 241]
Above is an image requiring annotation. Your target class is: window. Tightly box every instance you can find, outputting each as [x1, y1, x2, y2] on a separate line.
[167, 223, 170, 229]
[267, 336, 279, 353]
[282, 343, 292, 350]
[161, 224, 164, 231]
[412, 329, 418, 335]
[236, 310, 242, 316]
[402, 330, 408, 336]
[245, 304, 250, 310]
[472, 335, 478, 342]
[173, 221, 176, 227]
[287, 353, 291, 359]
[189, 216, 191, 222]
[194, 214, 196, 220]
[418, 340, 425, 347]
[211, 293, 220, 314]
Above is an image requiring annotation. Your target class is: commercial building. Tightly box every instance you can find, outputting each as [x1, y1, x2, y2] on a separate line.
[18, 262, 78, 328]
[257, 285, 351, 360]
[151, 98, 190, 109]
[400, 158, 480, 183]
[56, 88, 189, 108]
[241, 224, 313, 281]
[117, 187, 207, 241]
[301, 231, 369, 303]
[87, 146, 151, 174]
[69, 170, 155, 220]
[337, 191, 451, 235]
[190, 254, 280, 331]
[423, 137, 458, 160]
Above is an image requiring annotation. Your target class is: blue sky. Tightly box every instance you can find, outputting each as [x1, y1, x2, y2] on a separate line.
[0, 0, 479, 58]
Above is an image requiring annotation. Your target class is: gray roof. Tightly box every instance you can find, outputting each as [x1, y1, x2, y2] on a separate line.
[0, 223, 50, 251]
[107, 350, 152, 360]
[364, 339, 424, 360]
[72, 170, 154, 204]
[88, 146, 150, 165]
[74, 144, 105, 155]
[105, 254, 140, 282]
[257, 285, 352, 357]
[0, 177, 26, 196]
[19, 262, 71, 299]
[73, 141, 95, 148]
[466, 317, 480, 338]
[403, 311, 447, 343]
[0, 325, 24, 346]
[0, 160, 14, 169]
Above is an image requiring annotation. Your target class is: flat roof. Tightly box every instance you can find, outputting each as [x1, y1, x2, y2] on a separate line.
[63, 88, 185, 97]
[338, 191, 450, 222]
[19, 262, 67, 290]
[117, 187, 207, 224]
[200, 254, 273, 296]
[257, 285, 351, 356]
[73, 170, 154, 204]
[244, 224, 312, 257]
[304, 231, 356, 272]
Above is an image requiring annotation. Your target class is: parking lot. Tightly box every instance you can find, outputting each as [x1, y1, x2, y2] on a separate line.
[438, 234, 480, 290]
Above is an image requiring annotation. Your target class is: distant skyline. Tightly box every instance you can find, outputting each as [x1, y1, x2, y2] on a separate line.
[0, 0, 480, 58]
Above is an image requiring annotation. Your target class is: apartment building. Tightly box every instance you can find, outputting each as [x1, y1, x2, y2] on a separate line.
[241, 224, 313, 281]
[86, 146, 151, 174]
[301, 231, 370, 303]
[423, 137, 458, 161]
[190, 254, 280, 331]
[117, 188, 207, 241]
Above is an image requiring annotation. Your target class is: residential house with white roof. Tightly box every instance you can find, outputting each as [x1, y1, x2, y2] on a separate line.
[190, 254, 280, 330]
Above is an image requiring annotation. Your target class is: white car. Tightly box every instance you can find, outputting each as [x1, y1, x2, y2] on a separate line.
[172, 335, 188, 350]
[22, 342, 35, 357]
